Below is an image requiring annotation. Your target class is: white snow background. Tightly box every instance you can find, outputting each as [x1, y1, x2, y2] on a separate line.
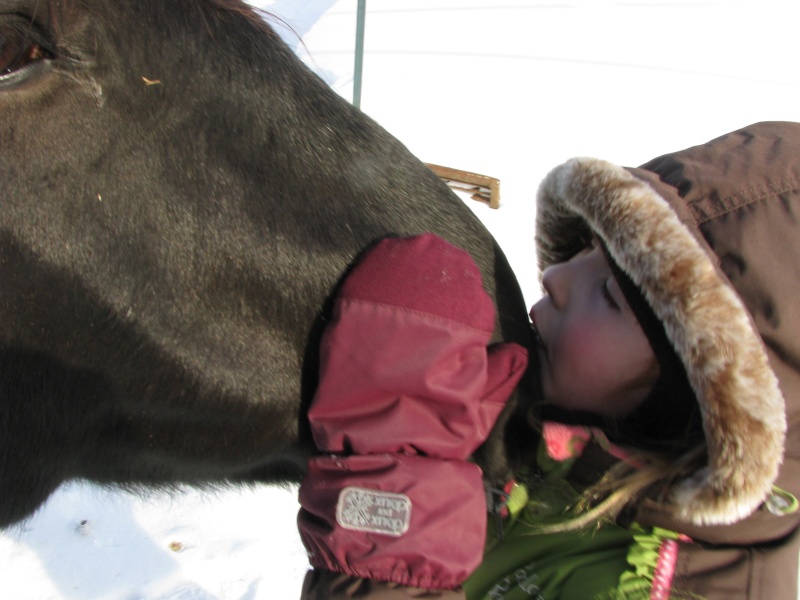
[2, 1, 800, 598]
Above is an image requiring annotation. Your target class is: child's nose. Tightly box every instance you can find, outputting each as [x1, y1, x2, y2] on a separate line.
[541, 261, 571, 310]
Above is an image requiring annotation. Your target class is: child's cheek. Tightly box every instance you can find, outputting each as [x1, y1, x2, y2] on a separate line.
[561, 323, 609, 379]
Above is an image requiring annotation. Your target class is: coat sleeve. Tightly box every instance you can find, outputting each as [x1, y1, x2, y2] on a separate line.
[671, 526, 800, 600]
[300, 569, 467, 599]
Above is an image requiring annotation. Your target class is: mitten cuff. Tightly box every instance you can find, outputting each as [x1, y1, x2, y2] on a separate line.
[298, 454, 488, 590]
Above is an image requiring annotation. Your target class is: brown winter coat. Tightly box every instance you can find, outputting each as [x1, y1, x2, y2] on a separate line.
[536, 120, 800, 599]
[300, 121, 800, 599]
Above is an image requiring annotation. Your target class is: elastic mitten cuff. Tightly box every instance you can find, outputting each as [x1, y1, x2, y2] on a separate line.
[298, 454, 488, 590]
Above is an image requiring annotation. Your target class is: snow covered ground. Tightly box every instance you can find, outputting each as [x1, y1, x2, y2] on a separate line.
[2, 1, 799, 598]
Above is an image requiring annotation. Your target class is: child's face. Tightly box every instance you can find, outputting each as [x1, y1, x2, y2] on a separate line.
[529, 244, 659, 418]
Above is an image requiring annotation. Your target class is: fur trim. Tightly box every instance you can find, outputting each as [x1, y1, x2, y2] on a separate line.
[535, 158, 786, 526]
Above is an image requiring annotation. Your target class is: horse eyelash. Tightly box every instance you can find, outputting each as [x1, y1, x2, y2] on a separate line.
[0, 19, 56, 69]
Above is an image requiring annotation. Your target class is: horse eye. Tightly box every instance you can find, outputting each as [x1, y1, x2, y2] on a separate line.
[0, 25, 54, 79]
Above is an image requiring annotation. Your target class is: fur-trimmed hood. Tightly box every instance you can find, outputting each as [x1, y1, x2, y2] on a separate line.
[535, 122, 800, 529]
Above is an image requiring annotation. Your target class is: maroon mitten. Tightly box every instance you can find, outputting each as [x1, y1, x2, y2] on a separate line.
[298, 234, 528, 589]
[309, 233, 527, 459]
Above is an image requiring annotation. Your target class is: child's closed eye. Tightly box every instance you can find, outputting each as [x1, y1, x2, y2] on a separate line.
[602, 278, 621, 310]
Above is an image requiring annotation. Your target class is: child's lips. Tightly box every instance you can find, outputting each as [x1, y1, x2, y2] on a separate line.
[529, 308, 547, 355]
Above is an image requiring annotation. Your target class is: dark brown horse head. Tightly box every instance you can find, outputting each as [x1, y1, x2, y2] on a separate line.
[0, 0, 533, 526]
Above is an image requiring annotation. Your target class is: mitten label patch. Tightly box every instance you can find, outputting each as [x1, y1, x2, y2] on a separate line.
[336, 487, 411, 537]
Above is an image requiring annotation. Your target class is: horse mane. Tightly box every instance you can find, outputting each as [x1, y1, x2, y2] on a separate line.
[207, 1, 305, 53]
[208, 0, 281, 36]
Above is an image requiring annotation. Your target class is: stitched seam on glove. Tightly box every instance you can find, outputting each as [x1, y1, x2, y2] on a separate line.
[334, 297, 494, 336]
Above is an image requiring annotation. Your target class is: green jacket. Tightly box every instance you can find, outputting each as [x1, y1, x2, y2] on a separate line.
[466, 425, 690, 600]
